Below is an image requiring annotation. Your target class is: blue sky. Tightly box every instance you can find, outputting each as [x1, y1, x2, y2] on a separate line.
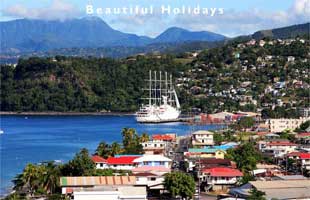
[1, 0, 309, 37]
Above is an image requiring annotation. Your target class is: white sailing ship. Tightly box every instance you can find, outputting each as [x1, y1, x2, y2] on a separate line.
[136, 70, 181, 123]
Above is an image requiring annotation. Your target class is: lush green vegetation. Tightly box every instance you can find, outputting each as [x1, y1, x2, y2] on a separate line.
[164, 172, 196, 199]
[1, 55, 188, 112]
[1, 37, 309, 114]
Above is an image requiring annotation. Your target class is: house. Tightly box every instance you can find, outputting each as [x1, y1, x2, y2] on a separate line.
[132, 155, 172, 176]
[187, 158, 235, 172]
[133, 155, 171, 168]
[135, 172, 165, 192]
[191, 130, 214, 147]
[252, 163, 282, 177]
[141, 140, 167, 155]
[201, 167, 243, 191]
[266, 117, 310, 132]
[259, 141, 297, 158]
[106, 156, 141, 170]
[91, 155, 107, 169]
[60, 176, 147, 200]
[287, 56, 295, 62]
[287, 152, 310, 170]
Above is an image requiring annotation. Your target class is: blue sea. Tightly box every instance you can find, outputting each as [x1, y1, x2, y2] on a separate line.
[0, 115, 224, 196]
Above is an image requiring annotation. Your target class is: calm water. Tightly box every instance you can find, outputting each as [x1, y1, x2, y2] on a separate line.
[0, 115, 224, 196]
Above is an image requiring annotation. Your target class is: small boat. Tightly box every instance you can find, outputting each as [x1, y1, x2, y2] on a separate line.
[0, 129, 4, 134]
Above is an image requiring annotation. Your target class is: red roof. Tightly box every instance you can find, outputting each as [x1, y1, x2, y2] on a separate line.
[106, 156, 139, 165]
[287, 152, 310, 159]
[300, 153, 310, 159]
[267, 141, 297, 146]
[296, 132, 310, 138]
[91, 155, 107, 163]
[152, 134, 173, 141]
[202, 167, 243, 177]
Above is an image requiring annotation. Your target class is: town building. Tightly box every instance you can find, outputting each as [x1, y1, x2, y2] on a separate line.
[287, 152, 310, 170]
[258, 140, 297, 158]
[185, 148, 226, 160]
[201, 167, 243, 191]
[60, 176, 147, 200]
[106, 156, 141, 170]
[191, 130, 214, 147]
[266, 117, 310, 132]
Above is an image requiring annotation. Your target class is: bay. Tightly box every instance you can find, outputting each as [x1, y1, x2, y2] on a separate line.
[0, 115, 224, 196]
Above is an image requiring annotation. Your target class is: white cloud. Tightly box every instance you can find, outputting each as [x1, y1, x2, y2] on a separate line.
[2, 0, 81, 20]
[109, 0, 310, 37]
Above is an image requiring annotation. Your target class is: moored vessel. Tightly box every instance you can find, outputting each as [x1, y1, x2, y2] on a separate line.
[136, 70, 181, 123]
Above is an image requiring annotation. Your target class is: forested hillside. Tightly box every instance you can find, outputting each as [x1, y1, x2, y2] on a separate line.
[1, 55, 187, 112]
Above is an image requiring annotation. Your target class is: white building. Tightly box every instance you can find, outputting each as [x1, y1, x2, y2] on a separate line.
[133, 155, 172, 169]
[192, 130, 214, 147]
[266, 117, 310, 132]
[259, 141, 297, 158]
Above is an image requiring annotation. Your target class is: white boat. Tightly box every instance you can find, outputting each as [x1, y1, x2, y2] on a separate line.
[0, 129, 4, 134]
[136, 70, 181, 123]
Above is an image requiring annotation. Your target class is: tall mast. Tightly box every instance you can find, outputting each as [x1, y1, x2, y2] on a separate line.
[165, 72, 168, 97]
[170, 74, 173, 105]
[149, 70, 152, 106]
[154, 71, 157, 106]
[159, 71, 162, 104]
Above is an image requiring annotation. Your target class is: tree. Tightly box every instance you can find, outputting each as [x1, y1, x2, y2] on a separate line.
[238, 117, 255, 131]
[121, 128, 144, 154]
[61, 148, 95, 176]
[225, 142, 262, 172]
[248, 188, 266, 200]
[140, 132, 150, 143]
[295, 120, 310, 132]
[164, 172, 195, 200]
[95, 141, 111, 158]
[110, 142, 122, 156]
[213, 133, 224, 145]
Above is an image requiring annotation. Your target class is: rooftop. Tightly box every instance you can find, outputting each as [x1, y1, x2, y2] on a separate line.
[91, 155, 107, 163]
[107, 156, 140, 165]
[202, 167, 243, 177]
[192, 130, 214, 135]
[133, 155, 171, 163]
[250, 180, 310, 199]
[60, 176, 136, 186]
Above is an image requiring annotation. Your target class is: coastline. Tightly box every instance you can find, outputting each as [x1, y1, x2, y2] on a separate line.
[0, 111, 135, 116]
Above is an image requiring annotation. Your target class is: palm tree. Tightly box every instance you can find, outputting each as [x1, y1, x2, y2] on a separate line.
[42, 162, 60, 194]
[95, 141, 110, 158]
[22, 164, 41, 195]
[140, 133, 150, 143]
[110, 142, 122, 156]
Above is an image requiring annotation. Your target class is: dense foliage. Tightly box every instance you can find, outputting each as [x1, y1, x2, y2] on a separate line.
[1, 55, 187, 112]
[164, 172, 196, 199]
